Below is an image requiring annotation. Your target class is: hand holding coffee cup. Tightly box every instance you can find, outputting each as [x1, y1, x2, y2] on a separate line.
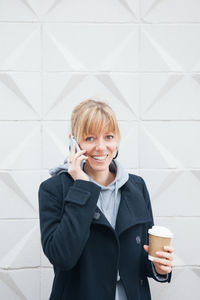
[148, 225, 173, 261]
[143, 225, 174, 275]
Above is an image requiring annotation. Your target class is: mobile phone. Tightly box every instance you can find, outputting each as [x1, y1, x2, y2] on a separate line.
[69, 136, 85, 168]
[69, 136, 81, 153]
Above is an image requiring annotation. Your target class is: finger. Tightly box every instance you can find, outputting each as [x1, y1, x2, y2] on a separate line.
[156, 251, 173, 261]
[68, 155, 74, 164]
[70, 144, 76, 155]
[77, 155, 88, 162]
[68, 154, 87, 165]
[153, 257, 172, 267]
[143, 245, 149, 253]
[69, 149, 86, 161]
[74, 149, 86, 158]
[164, 246, 174, 253]
[156, 265, 172, 273]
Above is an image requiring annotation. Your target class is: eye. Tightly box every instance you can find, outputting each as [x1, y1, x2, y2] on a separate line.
[85, 136, 94, 142]
[106, 135, 114, 140]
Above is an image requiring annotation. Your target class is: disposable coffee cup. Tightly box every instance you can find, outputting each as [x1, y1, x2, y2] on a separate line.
[148, 225, 173, 261]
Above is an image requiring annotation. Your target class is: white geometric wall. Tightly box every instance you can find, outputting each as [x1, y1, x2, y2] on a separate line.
[0, 0, 200, 299]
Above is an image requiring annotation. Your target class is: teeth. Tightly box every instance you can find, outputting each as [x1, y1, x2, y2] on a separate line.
[92, 156, 107, 161]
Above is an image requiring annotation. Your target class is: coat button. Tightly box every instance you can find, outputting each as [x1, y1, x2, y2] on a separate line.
[136, 236, 141, 244]
[93, 212, 100, 220]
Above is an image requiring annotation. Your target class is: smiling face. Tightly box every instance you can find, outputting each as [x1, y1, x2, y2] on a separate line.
[70, 99, 121, 179]
[79, 127, 119, 175]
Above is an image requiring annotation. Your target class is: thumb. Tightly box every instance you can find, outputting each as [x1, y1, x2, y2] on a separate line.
[143, 245, 149, 253]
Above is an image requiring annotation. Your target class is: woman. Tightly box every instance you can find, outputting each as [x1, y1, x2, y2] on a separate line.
[39, 99, 173, 300]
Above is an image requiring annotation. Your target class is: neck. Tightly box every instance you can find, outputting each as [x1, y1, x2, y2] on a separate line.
[84, 165, 115, 186]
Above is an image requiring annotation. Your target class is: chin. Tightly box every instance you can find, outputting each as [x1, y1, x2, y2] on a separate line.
[87, 160, 111, 172]
[89, 164, 108, 172]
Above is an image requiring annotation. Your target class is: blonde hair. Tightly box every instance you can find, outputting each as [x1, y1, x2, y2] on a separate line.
[71, 99, 120, 143]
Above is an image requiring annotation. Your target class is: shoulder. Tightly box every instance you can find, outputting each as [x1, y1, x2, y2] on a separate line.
[39, 173, 61, 191]
[128, 173, 145, 186]
[127, 173, 151, 206]
[39, 172, 73, 197]
[126, 174, 149, 196]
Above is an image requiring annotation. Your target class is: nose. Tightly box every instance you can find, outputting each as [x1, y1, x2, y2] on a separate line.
[95, 137, 106, 151]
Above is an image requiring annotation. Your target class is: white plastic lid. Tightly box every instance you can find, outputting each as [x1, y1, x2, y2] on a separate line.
[148, 225, 173, 238]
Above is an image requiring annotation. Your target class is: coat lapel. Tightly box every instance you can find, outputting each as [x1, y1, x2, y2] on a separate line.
[92, 178, 152, 236]
[61, 173, 112, 229]
[115, 180, 152, 236]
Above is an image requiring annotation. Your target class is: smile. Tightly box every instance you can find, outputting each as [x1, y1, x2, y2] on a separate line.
[91, 155, 108, 161]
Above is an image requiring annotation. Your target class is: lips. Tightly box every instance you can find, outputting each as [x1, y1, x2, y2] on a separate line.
[91, 155, 108, 161]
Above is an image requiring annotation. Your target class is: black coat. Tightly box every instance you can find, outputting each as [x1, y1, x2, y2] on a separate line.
[39, 172, 171, 300]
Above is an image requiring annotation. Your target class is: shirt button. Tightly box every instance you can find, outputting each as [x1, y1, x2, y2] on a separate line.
[136, 236, 141, 244]
[93, 212, 100, 220]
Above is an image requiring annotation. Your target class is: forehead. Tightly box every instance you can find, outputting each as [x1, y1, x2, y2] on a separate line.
[85, 124, 114, 135]
[86, 131, 114, 137]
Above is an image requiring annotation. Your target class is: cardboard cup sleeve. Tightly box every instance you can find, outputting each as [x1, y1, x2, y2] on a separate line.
[148, 234, 172, 261]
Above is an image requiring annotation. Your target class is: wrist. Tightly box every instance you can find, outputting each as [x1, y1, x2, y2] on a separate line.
[74, 173, 89, 182]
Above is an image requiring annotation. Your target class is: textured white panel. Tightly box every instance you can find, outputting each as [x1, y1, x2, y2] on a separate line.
[42, 122, 69, 169]
[0, 0, 41, 21]
[43, 73, 139, 121]
[0, 220, 40, 268]
[0, 72, 41, 120]
[40, 171, 50, 183]
[41, 268, 54, 300]
[0, 0, 200, 298]
[141, 25, 200, 71]
[140, 122, 200, 168]
[44, 24, 139, 71]
[140, 170, 200, 216]
[155, 217, 200, 266]
[0, 171, 40, 218]
[142, 0, 200, 23]
[0, 122, 41, 169]
[141, 74, 200, 120]
[43, 0, 139, 22]
[0, 269, 40, 300]
[150, 268, 200, 300]
[0, 24, 41, 71]
[118, 122, 138, 169]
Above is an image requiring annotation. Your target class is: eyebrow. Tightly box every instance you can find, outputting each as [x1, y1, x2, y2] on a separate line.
[85, 132, 115, 137]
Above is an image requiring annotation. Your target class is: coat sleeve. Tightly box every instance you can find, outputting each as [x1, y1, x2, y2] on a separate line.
[141, 177, 172, 283]
[38, 177, 101, 271]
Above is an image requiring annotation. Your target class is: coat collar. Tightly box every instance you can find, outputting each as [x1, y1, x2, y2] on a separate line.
[92, 178, 152, 236]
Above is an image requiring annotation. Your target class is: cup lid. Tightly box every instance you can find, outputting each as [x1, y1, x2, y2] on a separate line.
[148, 225, 173, 238]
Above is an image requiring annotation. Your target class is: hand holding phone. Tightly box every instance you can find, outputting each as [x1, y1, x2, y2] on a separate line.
[68, 136, 88, 181]
[69, 136, 85, 168]
[69, 136, 82, 153]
